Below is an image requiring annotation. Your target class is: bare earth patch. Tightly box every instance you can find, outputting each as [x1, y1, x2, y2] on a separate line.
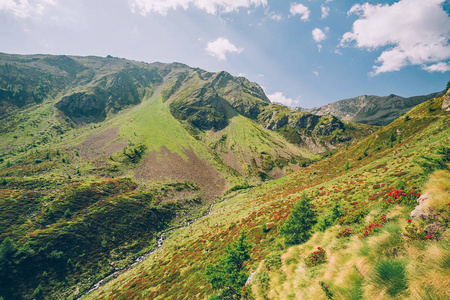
[78, 126, 125, 160]
[217, 143, 245, 176]
[135, 146, 227, 201]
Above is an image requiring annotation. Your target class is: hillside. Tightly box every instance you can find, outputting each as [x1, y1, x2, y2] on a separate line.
[82, 90, 449, 299]
[0, 53, 377, 300]
[1, 53, 447, 300]
[299, 90, 445, 126]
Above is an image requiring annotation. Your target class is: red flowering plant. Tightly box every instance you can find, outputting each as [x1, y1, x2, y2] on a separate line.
[336, 228, 352, 238]
[383, 188, 421, 207]
[305, 247, 326, 267]
[360, 215, 387, 238]
[319, 281, 334, 300]
[404, 218, 441, 241]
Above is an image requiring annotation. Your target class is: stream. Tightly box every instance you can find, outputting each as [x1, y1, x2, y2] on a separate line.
[77, 188, 254, 299]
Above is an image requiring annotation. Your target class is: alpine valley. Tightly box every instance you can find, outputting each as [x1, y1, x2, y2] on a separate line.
[0, 53, 449, 300]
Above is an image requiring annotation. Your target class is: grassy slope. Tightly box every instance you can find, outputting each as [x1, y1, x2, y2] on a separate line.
[84, 92, 449, 300]
[0, 69, 321, 299]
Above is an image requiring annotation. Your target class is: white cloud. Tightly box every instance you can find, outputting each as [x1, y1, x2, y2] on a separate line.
[289, 3, 310, 21]
[312, 27, 328, 43]
[129, 0, 267, 16]
[313, 71, 319, 76]
[269, 12, 282, 21]
[340, 0, 450, 75]
[205, 37, 244, 61]
[0, 0, 56, 18]
[320, 5, 329, 19]
[267, 92, 300, 107]
[237, 72, 246, 77]
[422, 62, 450, 73]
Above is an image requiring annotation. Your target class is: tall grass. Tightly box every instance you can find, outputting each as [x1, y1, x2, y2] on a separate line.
[423, 170, 450, 211]
[372, 259, 408, 297]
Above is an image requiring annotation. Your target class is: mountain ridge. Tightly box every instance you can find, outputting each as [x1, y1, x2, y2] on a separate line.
[298, 90, 445, 126]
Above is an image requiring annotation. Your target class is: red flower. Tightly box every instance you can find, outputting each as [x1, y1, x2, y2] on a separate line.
[407, 219, 412, 223]
[426, 235, 432, 239]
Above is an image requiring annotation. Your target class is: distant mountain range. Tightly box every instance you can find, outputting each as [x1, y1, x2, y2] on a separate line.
[298, 91, 445, 126]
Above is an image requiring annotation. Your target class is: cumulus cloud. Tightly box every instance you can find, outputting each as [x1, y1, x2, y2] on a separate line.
[312, 27, 328, 43]
[0, 0, 56, 18]
[289, 3, 310, 21]
[340, 0, 450, 75]
[422, 62, 450, 73]
[267, 92, 300, 107]
[320, 5, 329, 19]
[205, 37, 244, 61]
[129, 0, 267, 16]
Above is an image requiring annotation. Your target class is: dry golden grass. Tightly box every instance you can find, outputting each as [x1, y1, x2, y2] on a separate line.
[406, 235, 450, 300]
[258, 211, 450, 300]
[422, 169, 450, 211]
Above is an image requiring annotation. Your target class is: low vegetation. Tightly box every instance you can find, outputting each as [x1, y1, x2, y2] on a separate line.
[0, 54, 448, 299]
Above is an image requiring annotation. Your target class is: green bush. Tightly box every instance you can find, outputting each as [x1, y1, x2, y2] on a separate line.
[256, 270, 270, 295]
[265, 252, 282, 270]
[315, 202, 343, 232]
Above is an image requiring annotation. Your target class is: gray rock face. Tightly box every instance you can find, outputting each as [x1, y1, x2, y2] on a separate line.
[410, 193, 430, 219]
[442, 90, 450, 111]
[298, 91, 445, 126]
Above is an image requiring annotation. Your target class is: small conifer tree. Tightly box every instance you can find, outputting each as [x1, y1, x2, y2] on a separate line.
[279, 195, 316, 245]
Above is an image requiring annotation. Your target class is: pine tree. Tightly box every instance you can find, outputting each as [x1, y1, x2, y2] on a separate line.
[205, 232, 251, 298]
[279, 195, 316, 245]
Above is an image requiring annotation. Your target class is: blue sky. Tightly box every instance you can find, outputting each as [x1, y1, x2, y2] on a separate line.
[0, 0, 449, 107]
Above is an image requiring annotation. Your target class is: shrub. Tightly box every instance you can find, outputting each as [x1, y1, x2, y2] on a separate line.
[256, 270, 270, 294]
[383, 189, 421, 207]
[336, 228, 352, 238]
[305, 247, 326, 267]
[264, 252, 282, 270]
[32, 284, 43, 300]
[403, 222, 427, 241]
[360, 215, 387, 238]
[337, 209, 367, 225]
[64, 208, 71, 219]
[344, 162, 350, 171]
[318, 281, 333, 299]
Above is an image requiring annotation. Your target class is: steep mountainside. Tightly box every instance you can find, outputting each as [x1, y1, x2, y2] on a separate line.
[84, 89, 450, 300]
[0, 52, 448, 300]
[0, 53, 377, 299]
[299, 91, 445, 126]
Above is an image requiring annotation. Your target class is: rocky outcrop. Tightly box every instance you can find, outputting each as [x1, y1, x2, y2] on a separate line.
[56, 90, 107, 123]
[442, 90, 450, 111]
[299, 91, 445, 126]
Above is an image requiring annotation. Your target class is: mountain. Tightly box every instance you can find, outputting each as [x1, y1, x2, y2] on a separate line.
[2, 53, 447, 300]
[83, 88, 450, 300]
[298, 91, 445, 126]
[0, 53, 376, 299]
